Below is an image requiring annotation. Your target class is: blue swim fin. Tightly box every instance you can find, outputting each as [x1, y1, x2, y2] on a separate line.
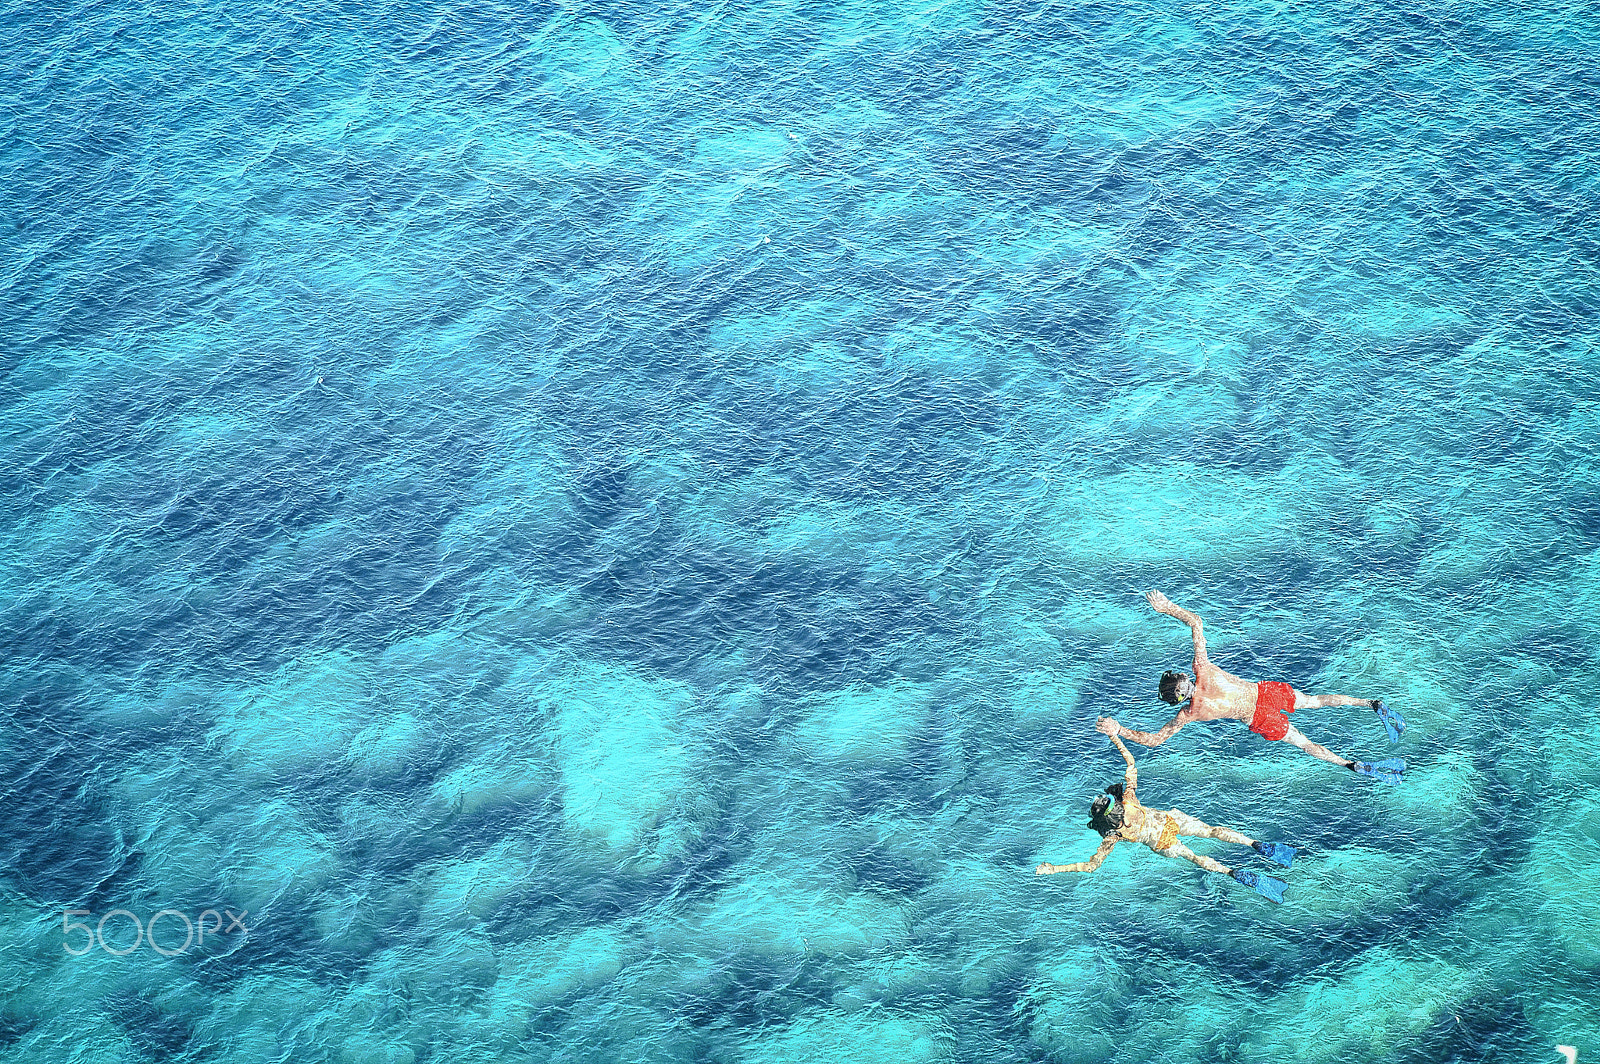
[1373, 700, 1406, 742]
[1230, 868, 1287, 904]
[1253, 841, 1297, 869]
[1353, 758, 1405, 784]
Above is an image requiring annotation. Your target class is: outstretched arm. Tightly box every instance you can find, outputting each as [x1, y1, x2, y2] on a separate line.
[1110, 733, 1137, 795]
[1102, 712, 1189, 749]
[1037, 836, 1118, 875]
[1146, 590, 1208, 667]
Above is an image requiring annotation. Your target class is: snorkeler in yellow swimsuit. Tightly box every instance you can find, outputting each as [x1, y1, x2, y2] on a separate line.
[1035, 732, 1297, 903]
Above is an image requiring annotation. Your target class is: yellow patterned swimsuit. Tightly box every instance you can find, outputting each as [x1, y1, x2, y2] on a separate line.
[1154, 814, 1180, 852]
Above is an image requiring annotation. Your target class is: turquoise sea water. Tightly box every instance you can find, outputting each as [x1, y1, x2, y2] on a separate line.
[4, 0, 1599, 1060]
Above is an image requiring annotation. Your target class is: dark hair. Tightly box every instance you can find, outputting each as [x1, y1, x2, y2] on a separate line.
[1158, 670, 1189, 705]
[1087, 783, 1126, 837]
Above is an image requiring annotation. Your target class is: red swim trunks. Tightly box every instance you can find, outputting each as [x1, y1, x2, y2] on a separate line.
[1248, 681, 1296, 741]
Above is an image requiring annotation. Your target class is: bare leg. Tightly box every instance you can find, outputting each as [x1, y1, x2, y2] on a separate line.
[1281, 723, 1357, 769]
[1293, 690, 1377, 710]
[1298, 690, 1405, 744]
[1167, 809, 1255, 847]
[1159, 840, 1231, 876]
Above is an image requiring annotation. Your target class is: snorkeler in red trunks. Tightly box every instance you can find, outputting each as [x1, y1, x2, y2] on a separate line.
[1095, 592, 1407, 784]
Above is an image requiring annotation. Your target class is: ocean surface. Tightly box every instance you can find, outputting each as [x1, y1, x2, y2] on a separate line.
[3, 0, 1599, 1060]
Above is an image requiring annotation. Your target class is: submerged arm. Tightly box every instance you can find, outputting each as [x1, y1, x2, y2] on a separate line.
[1110, 733, 1138, 795]
[1036, 836, 1118, 875]
[1147, 590, 1208, 666]
[1109, 712, 1189, 749]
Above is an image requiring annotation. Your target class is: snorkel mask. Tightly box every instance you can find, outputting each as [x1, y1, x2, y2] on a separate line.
[1087, 793, 1114, 831]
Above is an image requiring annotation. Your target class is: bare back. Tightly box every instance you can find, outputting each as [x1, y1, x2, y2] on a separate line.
[1115, 795, 1195, 854]
[1115, 793, 1156, 848]
[1187, 659, 1257, 724]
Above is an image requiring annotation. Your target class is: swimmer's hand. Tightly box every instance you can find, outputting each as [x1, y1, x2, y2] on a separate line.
[1035, 863, 1055, 875]
[1095, 716, 1121, 738]
[1145, 589, 1173, 611]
